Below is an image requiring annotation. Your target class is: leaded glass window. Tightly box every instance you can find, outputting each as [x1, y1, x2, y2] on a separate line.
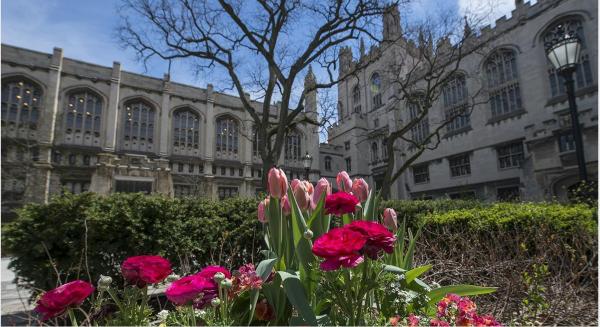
[173, 109, 200, 149]
[285, 130, 302, 161]
[352, 85, 361, 113]
[65, 90, 102, 138]
[1, 78, 42, 129]
[371, 73, 382, 108]
[485, 49, 522, 117]
[442, 75, 470, 132]
[123, 100, 155, 152]
[408, 95, 429, 144]
[215, 116, 239, 155]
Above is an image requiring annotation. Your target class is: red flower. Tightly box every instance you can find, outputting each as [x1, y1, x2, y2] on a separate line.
[34, 280, 95, 321]
[473, 315, 502, 327]
[121, 255, 172, 287]
[347, 220, 396, 259]
[166, 275, 214, 306]
[190, 265, 232, 308]
[312, 227, 366, 271]
[430, 318, 451, 326]
[324, 192, 359, 216]
[255, 298, 276, 321]
[196, 265, 232, 279]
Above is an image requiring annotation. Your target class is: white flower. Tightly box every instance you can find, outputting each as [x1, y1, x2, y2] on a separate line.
[157, 310, 169, 321]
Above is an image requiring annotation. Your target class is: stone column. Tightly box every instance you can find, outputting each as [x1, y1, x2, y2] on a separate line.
[104, 62, 121, 152]
[159, 74, 171, 157]
[155, 158, 173, 197]
[204, 84, 215, 178]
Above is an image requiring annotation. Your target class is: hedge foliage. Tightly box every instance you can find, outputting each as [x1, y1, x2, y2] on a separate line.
[2, 193, 263, 295]
[3, 195, 596, 302]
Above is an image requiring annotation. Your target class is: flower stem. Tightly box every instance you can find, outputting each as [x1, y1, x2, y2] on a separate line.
[68, 309, 78, 327]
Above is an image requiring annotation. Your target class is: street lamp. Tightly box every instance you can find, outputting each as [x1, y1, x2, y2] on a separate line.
[545, 32, 588, 182]
[302, 152, 313, 180]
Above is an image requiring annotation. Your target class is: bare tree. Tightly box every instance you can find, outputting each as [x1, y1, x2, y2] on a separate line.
[117, 0, 405, 186]
[374, 14, 492, 198]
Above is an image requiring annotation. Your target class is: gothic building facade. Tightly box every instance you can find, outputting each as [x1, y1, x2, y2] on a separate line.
[323, 0, 597, 201]
[1, 44, 320, 218]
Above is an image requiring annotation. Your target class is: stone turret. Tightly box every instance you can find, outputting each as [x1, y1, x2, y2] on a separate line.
[304, 65, 317, 114]
[383, 4, 401, 42]
[339, 46, 353, 76]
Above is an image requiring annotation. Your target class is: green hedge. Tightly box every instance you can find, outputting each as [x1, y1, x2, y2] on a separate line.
[2, 193, 263, 295]
[3, 195, 596, 301]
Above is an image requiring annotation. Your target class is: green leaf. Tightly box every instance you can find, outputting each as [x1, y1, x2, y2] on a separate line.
[246, 289, 260, 325]
[383, 264, 407, 274]
[256, 258, 277, 282]
[428, 285, 497, 304]
[278, 271, 318, 326]
[405, 264, 432, 284]
[342, 213, 352, 226]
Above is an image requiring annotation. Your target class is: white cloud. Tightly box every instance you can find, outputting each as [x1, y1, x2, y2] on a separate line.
[458, 0, 521, 27]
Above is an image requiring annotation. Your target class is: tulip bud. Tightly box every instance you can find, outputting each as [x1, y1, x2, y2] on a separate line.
[213, 272, 226, 283]
[303, 229, 313, 240]
[268, 167, 288, 199]
[166, 274, 180, 283]
[220, 278, 233, 288]
[97, 275, 112, 291]
[281, 195, 291, 216]
[291, 179, 311, 211]
[336, 171, 352, 192]
[258, 197, 270, 223]
[383, 208, 398, 232]
[312, 178, 332, 209]
[352, 178, 369, 202]
[211, 298, 221, 307]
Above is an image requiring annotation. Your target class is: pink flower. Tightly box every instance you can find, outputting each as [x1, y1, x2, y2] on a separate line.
[233, 263, 263, 294]
[474, 315, 502, 326]
[188, 266, 232, 308]
[291, 179, 312, 211]
[121, 255, 172, 287]
[34, 280, 95, 321]
[196, 265, 232, 279]
[268, 167, 288, 199]
[389, 316, 401, 326]
[312, 178, 332, 209]
[281, 195, 291, 216]
[346, 220, 396, 259]
[324, 192, 359, 216]
[407, 314, 421, 327]
[351, 178, 369, 202]
[312, 227, 366, 271]
[430, 318, 450, 326]
[336, 171, 352, 192]
[166, 274, 214, 306]
[258, 197, 270, 223]
[383, 208, 398, 231]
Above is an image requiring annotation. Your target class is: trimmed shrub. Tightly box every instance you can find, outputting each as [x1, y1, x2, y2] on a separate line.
[2, 192, 263, 296]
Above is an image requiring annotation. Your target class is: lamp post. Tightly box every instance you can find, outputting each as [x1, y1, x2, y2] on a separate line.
[302, 152, 313, 180]
[545, 32, 588, 182]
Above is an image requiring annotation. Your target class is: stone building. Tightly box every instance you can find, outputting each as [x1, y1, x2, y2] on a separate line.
[324, 0, 597, 201]
[1, 44, 320, 218]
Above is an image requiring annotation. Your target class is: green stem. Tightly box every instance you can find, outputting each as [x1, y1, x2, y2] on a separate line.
[68, 309, 78, 327]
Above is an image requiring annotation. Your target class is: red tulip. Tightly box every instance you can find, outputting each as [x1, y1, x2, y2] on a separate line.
[383, 208, 398, 231]
[34, 280, 95, 321]
[336, 171, 352, 192]
[268, 167, 288, 199]
[352, 178, 369, 202]
[121, 255, 172, 287]
[312, 227, 366, 271]
[324, 192, 359, 216]
[312, 178, 332, 209]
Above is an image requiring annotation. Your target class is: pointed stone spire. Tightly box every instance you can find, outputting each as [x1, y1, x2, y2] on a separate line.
[427, 32, 434, 55]
[383, 4, 401, 42]
[359, 38, 366, 58]
[304, 65, 316, 89]
[463, 16, 472, 38]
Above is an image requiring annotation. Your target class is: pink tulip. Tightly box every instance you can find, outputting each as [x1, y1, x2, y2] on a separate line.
[383, 208, 398, 231]
[352, 178, 369, 202]
[268, 167, 288, 199]
[312, 178, 332, 209]
[291, 179, 311, 211]
[336, 171, 352, 192]
[281, 195, 291, 216]
[258, 197, 270, 223]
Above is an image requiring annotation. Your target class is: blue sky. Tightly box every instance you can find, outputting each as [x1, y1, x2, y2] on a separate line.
[1, 0, 517, 92]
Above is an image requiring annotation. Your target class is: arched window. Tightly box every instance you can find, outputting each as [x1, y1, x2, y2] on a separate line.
[123, 99, 156, 152]
[252, 126, 265, 157]
[1, 78, 42, 129]
[215, 116, 239, 155]
[285, 130, 302, 161]
[408, 94, 429, 144]
[64, 90, 103, 139]
[324, 156, 332, 171]
[442, 75, 470, 132]
[371, 73, 382, 108]
[485, 49, 522, 117]
[352, 85, 361, 113]
[543, 18, 593, 97]
[371, 142, 379, 163]
[172, 108, 200, 149]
